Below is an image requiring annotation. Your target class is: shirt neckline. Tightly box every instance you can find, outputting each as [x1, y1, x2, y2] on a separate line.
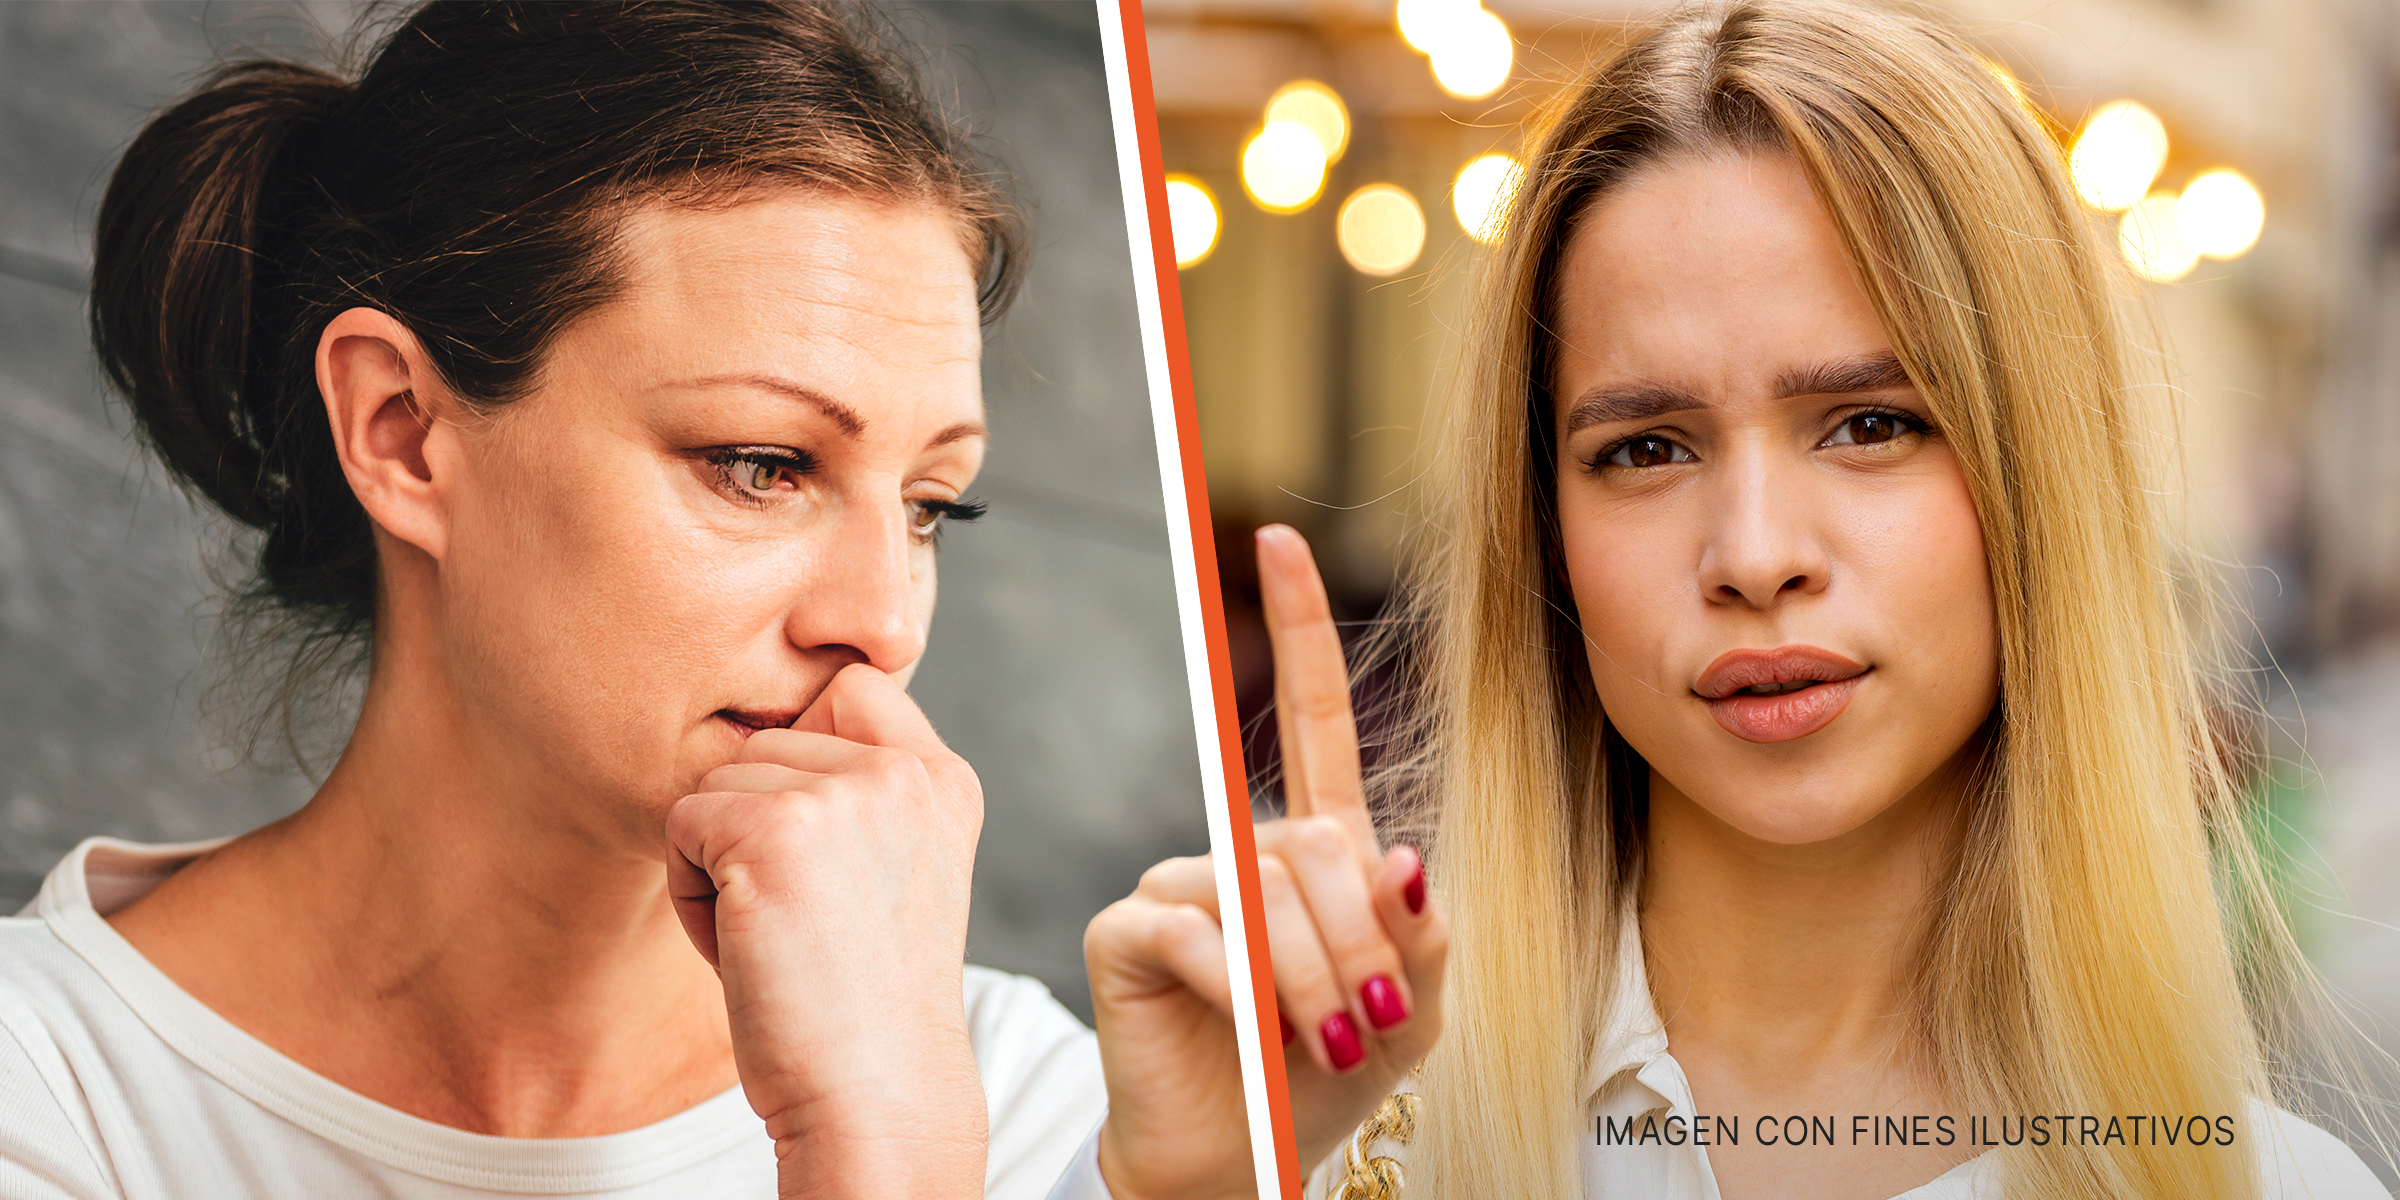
[34, 835, 760, 1194]
[1579, 896, 1994, 1198]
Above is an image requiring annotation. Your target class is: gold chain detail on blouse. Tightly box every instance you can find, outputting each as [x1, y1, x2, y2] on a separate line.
[1331, 1092, 1423, 1200]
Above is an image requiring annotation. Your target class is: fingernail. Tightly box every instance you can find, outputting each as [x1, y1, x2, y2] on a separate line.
[1362, 975, 1408, 1030]
[1280, 1012, 1295, 1045]
[1404, 859, 1426, 915]
[1321, 1012, 1364, 1071]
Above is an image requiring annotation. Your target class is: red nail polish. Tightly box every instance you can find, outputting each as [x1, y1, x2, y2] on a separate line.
[1321, 1012, 1364, 1071]
[1280, 1012, 1295, 1045]
[1362, 975, 1408, 1029]
[1404, 861, 1426, 915]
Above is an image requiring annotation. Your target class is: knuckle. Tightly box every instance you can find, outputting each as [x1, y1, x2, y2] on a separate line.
[1325, 914, 1399, 967]
[1279, 964, 1344, 1019]
[931, 751, 977, 791]
[1256, 855, 1298, 899]
[1084, 896, 1137, 952]
[869, 748, 928, 791]
[1154, 906, 1223, 963]
[1289, 815, 1352, 864]
[1136, 858, 1183, 895]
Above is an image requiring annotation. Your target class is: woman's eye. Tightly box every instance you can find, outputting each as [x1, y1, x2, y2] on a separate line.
[907, 497, 987, 543]
[1823, 412, 1920, 446]
[1600, 434, 1695, 469]
[744, 459, 792, 492]
[705, 447, 819, 504]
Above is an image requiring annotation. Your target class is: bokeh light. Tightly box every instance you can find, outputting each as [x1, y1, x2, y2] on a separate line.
[1395, 0, 1476, 55]
[1164, 175, 1219, 269]
[1451, 152, 1523, 244]
[1429, 7, 1512, 99]
[2070, 100, 2169, 213]
[1338, 184, 1427, 276]
[1240, 121, 1328, 213]
[2119, 191, 2198, 282]
[2177, 168, 2265, 259]
[1265, 80, 1349, 164]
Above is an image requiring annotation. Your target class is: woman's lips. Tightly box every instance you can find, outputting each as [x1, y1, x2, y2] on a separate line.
[1694, 645, 1868, 744]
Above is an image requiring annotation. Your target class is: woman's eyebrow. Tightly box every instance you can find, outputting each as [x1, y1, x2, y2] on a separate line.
[1563, 383, 1705, 433]
[1774, 351, 1910, 399]
[678, 373, 867, 437]
[927, 421, 986, 449]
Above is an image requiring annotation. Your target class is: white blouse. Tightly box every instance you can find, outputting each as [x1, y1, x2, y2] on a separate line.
[0, 837, 1113, 1199]
[1309, 913, 2389, 1199]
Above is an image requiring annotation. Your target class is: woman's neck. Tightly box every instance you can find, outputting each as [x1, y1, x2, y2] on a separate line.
[108, 644, 736, 1138]
[1639, 764, 1962, 1072]
[1636, 758, 1978, 1199]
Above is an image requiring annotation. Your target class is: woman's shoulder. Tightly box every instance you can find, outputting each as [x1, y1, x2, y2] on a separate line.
[2251, 1103, 2390, 1199]
[0, 913, 134, 1198]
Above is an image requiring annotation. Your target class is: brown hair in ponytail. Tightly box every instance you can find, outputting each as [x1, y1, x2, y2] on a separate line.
[89, 1, 1025, 758]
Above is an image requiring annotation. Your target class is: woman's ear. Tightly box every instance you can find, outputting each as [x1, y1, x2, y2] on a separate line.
[316, 307, 455, 561]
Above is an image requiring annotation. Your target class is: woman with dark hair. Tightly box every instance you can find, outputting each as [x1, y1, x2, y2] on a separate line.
[0, 4, 1257, 1198]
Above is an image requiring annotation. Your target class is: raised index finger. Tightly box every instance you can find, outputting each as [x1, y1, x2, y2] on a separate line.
[1255, 525, 1378, 860]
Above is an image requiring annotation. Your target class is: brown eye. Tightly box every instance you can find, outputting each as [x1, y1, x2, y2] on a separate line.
[1850, 414, 1899, 444]
[1601, 434, 1694, 469]
[705, 446, 820, 504]
[1823, 411, 1922, 448]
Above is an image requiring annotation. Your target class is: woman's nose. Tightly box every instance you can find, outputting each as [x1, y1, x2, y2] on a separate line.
[782, 496, 928, 674]
[1694, 449, 1831, 611]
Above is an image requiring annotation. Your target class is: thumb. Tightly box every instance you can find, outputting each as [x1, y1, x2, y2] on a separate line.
[797, 662, 948, 760]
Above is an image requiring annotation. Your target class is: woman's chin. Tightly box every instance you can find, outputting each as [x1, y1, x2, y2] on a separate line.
[1665, 775, 1917, 848]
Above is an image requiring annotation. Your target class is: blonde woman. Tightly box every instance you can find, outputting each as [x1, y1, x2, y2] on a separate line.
[1248, 1, 2393, 1197]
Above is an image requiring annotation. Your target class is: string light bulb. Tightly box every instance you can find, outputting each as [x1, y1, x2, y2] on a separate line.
[2119, 192, 2197, 282]
[1163, 175, 1220, 268]
[1240, 122, 1327, 213]
[1429, 7, 1512, 99]
[2070, 100, 2168, 213]
[1451, 152, 1523, 243]
[1338, 184, 1427, 275]
[2176, 168, 2264, 259]
[1395, 0, 1476, 54]
[1264, 80, 1349, 164]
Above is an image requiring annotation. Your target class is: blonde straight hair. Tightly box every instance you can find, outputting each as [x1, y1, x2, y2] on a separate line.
[1376, 2, 2324, 1196]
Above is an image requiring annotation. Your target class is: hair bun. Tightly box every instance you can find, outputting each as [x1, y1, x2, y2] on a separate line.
[91, 59, 351, 530]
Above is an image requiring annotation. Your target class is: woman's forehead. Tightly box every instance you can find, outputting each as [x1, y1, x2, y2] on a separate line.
[1553, 151, 1888, 400]
[544, 191, 987, 432]
[607, 191, 983, 343]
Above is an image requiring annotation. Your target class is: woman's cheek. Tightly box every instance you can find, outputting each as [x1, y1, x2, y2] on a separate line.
[1847, 468, 2000, 746]
[1560, 511, 1681, 730]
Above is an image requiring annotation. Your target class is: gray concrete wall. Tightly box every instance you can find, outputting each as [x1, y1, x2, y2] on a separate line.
[0, 0, 1202, 1023]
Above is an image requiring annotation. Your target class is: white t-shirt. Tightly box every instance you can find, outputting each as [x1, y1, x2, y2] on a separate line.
[0, 838, 1112, 1200]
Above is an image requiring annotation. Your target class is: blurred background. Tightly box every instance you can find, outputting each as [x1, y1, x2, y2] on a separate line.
[0, 0, 1202, 1022]
[1150, 0, 2400, 1178]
